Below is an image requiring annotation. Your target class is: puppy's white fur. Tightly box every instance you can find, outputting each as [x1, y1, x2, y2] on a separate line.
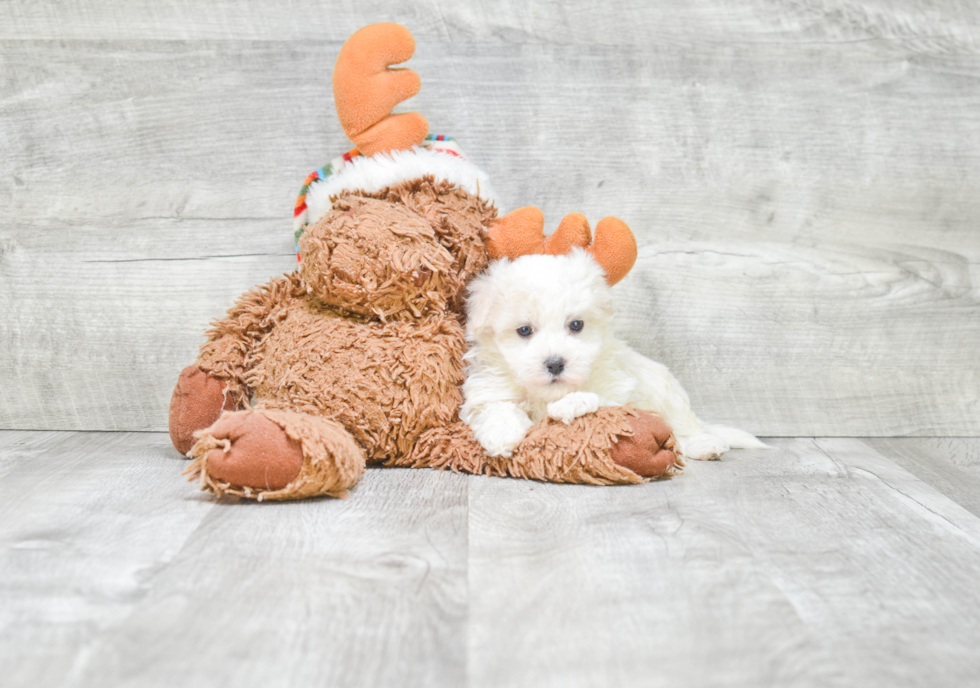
[461, 249, 767, 461]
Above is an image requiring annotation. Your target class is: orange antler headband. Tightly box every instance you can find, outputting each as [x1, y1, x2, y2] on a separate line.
[332, 23, 429, 156]
[486, 208, 638, 286]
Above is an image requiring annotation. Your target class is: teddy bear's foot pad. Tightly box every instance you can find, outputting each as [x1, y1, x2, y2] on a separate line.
[185, 409, 367, 501]
[200, 411, 305, 491]
[169, 366, 235, 455]
[609, 411, 681, 478]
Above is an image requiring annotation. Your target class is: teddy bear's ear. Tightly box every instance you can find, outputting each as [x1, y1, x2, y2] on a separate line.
[333, 23, 429, 156]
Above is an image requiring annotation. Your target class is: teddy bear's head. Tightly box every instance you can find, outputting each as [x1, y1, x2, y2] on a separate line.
[293, 22, 501, 321]
[298, 180, 494, 320]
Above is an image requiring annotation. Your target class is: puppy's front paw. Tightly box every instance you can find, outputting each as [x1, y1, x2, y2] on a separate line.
[547, 392, 604, 425]
[479, 419, 532, 458]
[472, 403, 534, 458]
[677, 433, 730, 461]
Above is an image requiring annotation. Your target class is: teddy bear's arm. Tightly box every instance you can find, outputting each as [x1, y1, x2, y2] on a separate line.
[403, 407, 680, 484]
[195, 273, 305, 405]
[169, 273, 305, 454]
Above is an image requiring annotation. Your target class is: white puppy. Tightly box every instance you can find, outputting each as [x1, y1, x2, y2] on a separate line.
[460, 248, 766, 460]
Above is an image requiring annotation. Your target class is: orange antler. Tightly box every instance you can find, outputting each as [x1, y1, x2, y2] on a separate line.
[332, 23, 429, 157]
[586, 217, 638, 286]
[486, 208, 638, 286]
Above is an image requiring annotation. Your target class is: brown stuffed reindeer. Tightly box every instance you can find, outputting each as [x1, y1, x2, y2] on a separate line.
[167, 23, 679, 501]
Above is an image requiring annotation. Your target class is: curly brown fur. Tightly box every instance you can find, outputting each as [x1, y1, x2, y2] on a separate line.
[300, 196, 457, 320]
[351, 176, 496, 311]
[197, 273, 306, 407]
[251, 306, 468, 463]
[298, 179, 494, 322]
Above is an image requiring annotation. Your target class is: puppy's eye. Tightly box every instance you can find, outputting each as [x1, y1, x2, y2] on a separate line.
[568, 320, 584, 333]
[516, 325, 533, 338]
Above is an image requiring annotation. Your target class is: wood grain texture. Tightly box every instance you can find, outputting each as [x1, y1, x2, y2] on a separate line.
[5, 432, 979, 687]
[2, 1, 979, 433]
[0, 431, 214, 688]
[0, 431, 469, 688]
[0, 218, 296, 431]
[1, 0, 978, 46]
[467, 438, 980, 687]
[865, 437, 980, 517]
[614, 241, 980, 435]
[67, 467, 470, 688]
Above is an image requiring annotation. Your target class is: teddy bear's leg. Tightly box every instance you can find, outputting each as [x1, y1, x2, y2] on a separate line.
[184, 408, 366, 501]
[404, 406, 681, 485]
[168, 366, 238, 455]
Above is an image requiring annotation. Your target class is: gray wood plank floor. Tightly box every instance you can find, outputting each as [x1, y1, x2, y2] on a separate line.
[2, 432, 979, 687]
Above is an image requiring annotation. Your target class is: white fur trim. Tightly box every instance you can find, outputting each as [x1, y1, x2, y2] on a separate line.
[305, 147, 498, 226]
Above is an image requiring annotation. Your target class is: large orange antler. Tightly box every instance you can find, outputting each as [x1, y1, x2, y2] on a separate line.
[486, 208, 638, 286]
[332, 23, 429, 156]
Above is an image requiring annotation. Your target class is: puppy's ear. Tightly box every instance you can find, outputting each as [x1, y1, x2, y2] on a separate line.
[464, 272, 498, 337]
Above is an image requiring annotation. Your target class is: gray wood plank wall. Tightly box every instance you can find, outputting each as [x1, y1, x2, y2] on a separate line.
[2, 0, 978, 435]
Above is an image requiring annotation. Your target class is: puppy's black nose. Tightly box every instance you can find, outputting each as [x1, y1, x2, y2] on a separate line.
[545, 357, 565, 377]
